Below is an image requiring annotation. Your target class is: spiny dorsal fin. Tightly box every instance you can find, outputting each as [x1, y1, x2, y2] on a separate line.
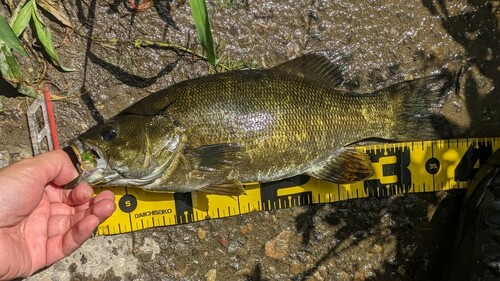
[199, 180, 246, 196]
[308, 147, 374, 184]
[272, 53, 345, 87]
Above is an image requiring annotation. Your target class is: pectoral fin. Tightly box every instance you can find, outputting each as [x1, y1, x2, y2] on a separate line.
[199, 179, 246, 196]
[188, 143, 243, 172]
[308, 148, 374, 184]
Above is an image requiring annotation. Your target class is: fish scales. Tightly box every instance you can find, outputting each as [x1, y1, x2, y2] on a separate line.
[151, 71, 389, 181]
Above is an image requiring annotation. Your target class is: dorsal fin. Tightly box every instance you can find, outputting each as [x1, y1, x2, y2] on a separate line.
[272, 53, 345, 87]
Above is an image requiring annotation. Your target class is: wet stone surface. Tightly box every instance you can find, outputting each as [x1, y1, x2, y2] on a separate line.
[0, 0, 498, 280]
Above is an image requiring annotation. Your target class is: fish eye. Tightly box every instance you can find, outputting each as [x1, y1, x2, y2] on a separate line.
[100, 125, 118, 141]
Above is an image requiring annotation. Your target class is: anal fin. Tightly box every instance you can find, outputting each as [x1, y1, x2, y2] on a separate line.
[198, 179, 246, 196]
[308, 148, 374, 184]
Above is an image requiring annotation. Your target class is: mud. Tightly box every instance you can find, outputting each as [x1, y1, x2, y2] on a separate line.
[0, 0, 498, 280]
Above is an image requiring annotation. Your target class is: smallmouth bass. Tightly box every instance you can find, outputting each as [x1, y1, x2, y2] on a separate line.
[64, 54, 457, 195]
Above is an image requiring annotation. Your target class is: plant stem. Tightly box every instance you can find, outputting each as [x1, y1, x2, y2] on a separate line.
[133, 38, 231, 71]
[73, 28, 234, 71]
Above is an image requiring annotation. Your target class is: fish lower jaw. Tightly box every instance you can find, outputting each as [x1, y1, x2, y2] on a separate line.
[97, 176, 157, 187]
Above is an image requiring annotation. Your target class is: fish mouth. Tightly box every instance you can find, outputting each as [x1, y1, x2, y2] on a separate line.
[62, 140, 119, 188]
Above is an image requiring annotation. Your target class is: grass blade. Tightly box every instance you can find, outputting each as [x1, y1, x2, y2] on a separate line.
[189, 0, 216, 65]
[37, 0, 73, 28]
[11, 0, 34, 37]
[31, 2, 75, 71]
[0, 14, 28, 56]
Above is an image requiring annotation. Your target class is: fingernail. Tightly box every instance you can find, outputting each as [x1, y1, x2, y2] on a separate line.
[83, 185, 93, 200]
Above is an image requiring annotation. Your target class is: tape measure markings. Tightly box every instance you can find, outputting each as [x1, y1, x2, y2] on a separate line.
[94, 138, 499, 236]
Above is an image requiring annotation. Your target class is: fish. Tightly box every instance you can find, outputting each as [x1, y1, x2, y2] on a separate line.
[64, 54, 456, 195]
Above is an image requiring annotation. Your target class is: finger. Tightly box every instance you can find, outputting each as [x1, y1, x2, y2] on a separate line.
[3, 150, 79, 189]
[91, 190, 115, 205]
[45, 196, 115, 265]
[90, 194, 116, 223]
[49, 189, 116, 218]
[71, 190, 116, 214]
[45, 215, 100, 266]
[45, 182, 93, 205]
[48, 197, 116, 237]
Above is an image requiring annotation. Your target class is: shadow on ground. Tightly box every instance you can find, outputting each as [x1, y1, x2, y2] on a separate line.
[422, 0, 499, 135]
[289, 2, 498, 280]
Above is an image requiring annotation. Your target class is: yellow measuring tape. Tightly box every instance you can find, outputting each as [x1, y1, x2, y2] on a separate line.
[94, 137, 499, 236]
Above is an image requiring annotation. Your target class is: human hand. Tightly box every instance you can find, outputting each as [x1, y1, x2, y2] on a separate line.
[0, 150, 116, 280]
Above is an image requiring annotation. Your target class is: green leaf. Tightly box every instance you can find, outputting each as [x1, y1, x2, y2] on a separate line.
[189, 0, 217, 65]
[11, 0, 35, 37]
[0, 44, 38, 99]
[17, 82, 38, 98]
[0, 44, 22, 82]
[0, 14, 28, 56]
[31, 3, 75, 71]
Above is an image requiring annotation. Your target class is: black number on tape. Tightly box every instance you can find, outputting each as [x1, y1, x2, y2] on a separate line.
[119, 194, 137, 213]
[454, 142, 493, 181]
[425, 158, 440, 175]
[363, 147, 411, 197]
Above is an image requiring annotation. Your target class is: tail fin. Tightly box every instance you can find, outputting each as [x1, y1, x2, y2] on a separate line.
[381, 74, 461, 140]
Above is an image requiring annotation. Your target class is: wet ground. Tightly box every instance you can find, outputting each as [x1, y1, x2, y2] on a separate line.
[0, 0, 499, 280]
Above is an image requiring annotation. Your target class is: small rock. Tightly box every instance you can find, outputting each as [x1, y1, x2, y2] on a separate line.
[230, 262, 240, 270]
[80, 254, 87, 265]
[174, 242, 191, 256]
[236, 268, 252, 276]
[205, 269, 217, 281]
[354, 271, 365, 281]
[373, 244, 383, 253]
[197, 228, 207, 240]
[337, 271, 350, 281]
[313, 270, 324, 281]
[138, 237, 161, 261]
[264, 231, 291, 260]
[158, 256, 167, 266]
[218, 235, 229, 248]
[317, 266, 327, 278]
[290, 262, 302, 275]
[68, 262, 78, 273]
[175, 265, 189, 278]
[239, 223, 254, 235]
[227, 240, 242, 254]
